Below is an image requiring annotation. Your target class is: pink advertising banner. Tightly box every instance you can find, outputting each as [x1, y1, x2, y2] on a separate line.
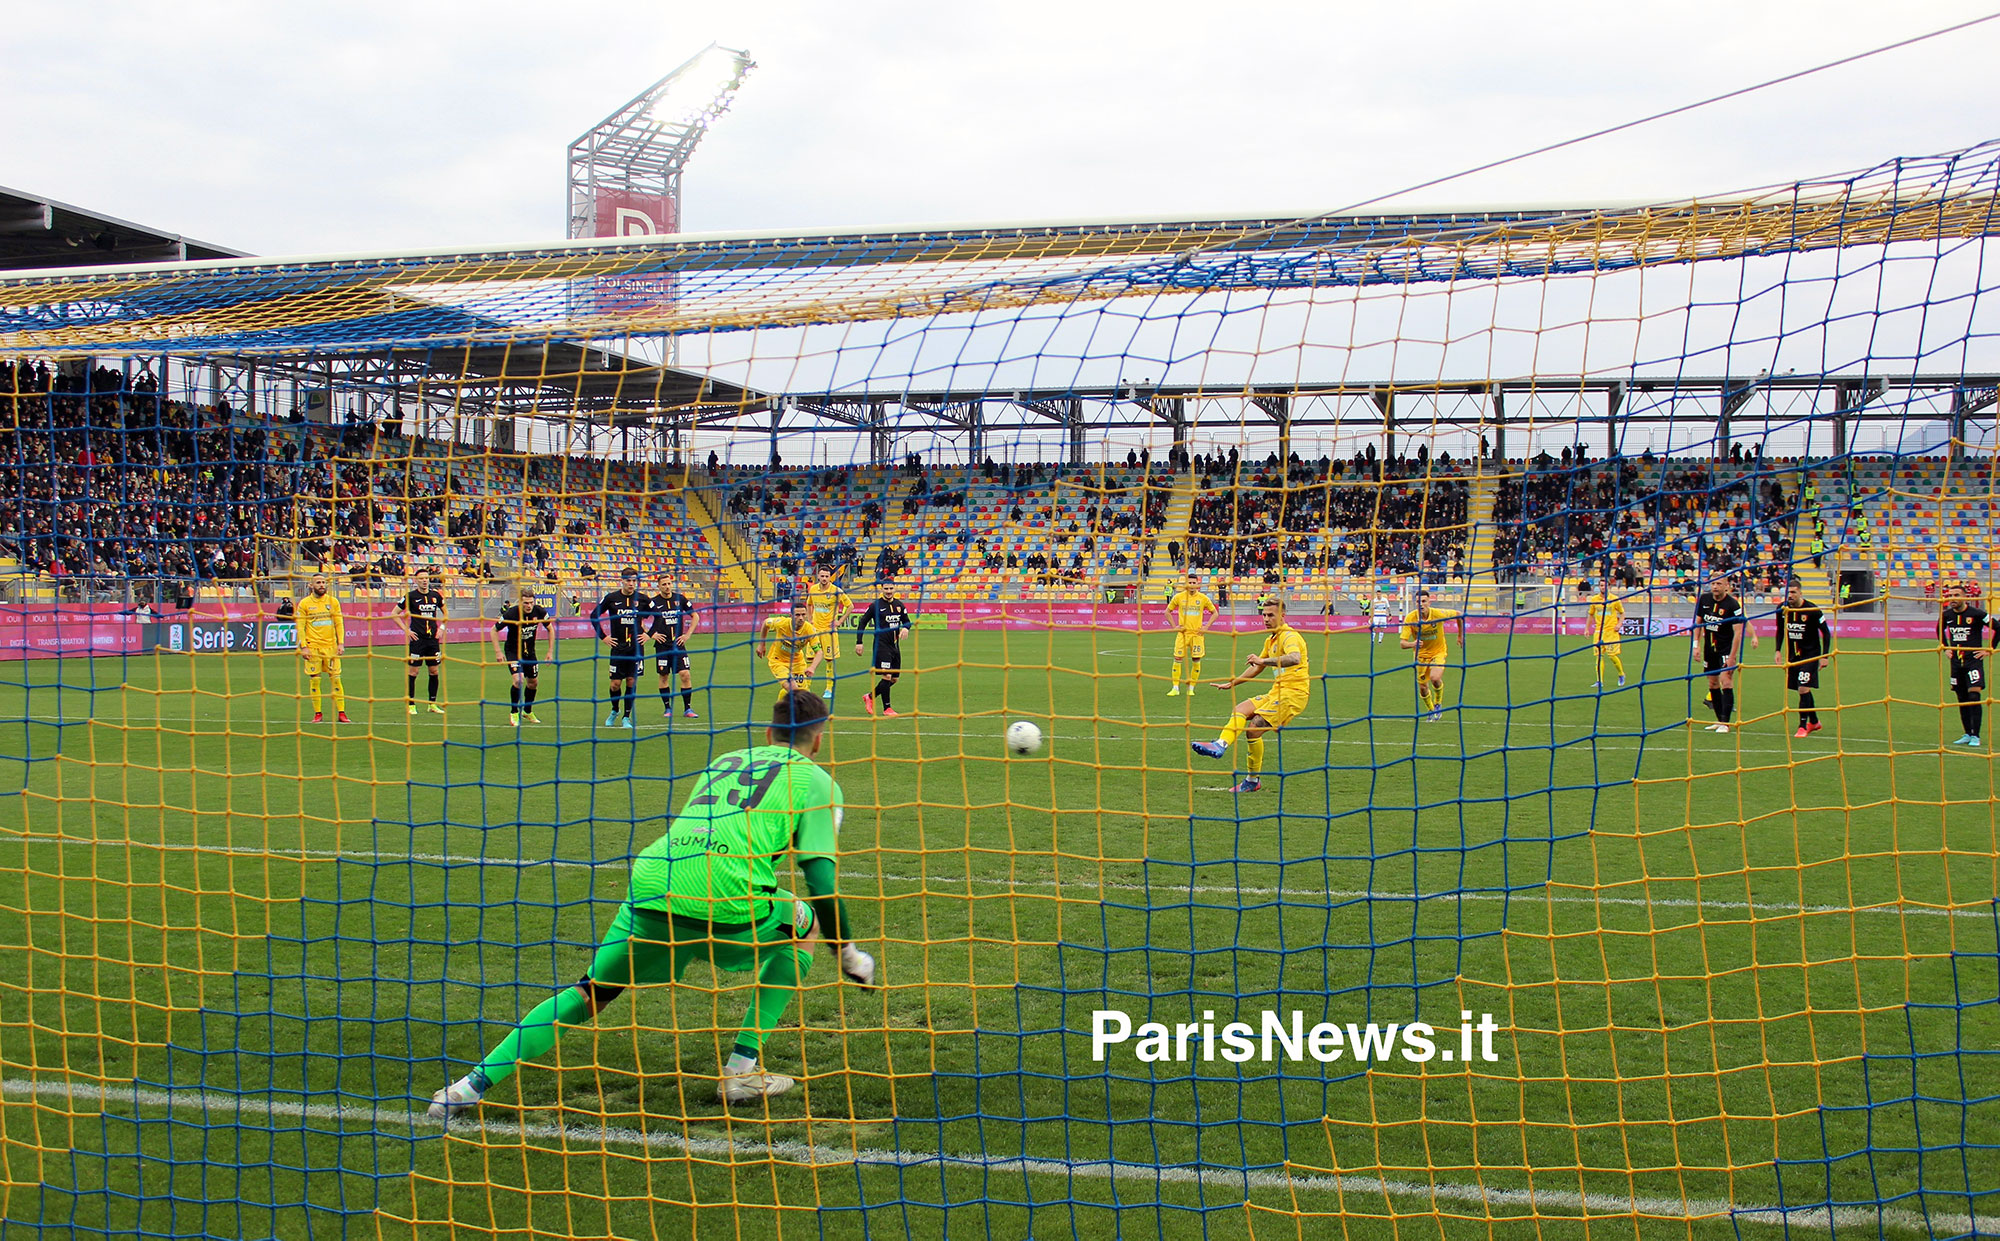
[0, 603, 1951, 660]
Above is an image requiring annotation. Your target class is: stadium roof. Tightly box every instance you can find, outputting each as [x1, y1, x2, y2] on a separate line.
[0, 183, 245, 270]
[0, 185, 762, 416]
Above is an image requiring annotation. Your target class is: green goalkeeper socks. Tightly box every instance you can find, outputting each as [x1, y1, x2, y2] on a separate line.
[735, 944, 812, 1053]
[471, 984, 596, 1089]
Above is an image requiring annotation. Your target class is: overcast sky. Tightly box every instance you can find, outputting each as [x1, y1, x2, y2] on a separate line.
[6, 0, 2000, 258]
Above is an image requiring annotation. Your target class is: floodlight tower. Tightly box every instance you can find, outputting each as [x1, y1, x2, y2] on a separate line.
[566, 43, 755, 240]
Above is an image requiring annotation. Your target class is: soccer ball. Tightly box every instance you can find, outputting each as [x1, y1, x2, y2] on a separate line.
[1005, 721, 1043, 755]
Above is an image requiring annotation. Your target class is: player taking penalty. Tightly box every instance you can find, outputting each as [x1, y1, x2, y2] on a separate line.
[1162, 574, 1216, 696]
[427, 690, 878, 1116]
[1400, 589, 1464, 722]
[759, 596, 822, 692]
[297, 573, 348, 724]
[1189, 595, 1309, 794]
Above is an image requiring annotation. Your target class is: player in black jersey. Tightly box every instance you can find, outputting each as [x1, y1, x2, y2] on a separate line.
[589, 568, 646, 729]
[1771, 577, 1832, 738]
[648, 575, 701, 721]
[1939, 583, 1996, 746]
[854, 579, 914, 717]
[397, 570, 448, 716]
[493, 584, 553, 727]
[1691, 577, 1755, 732]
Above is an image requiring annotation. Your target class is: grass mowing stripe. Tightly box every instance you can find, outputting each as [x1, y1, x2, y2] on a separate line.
[0, 1077, 1976, 1236]
[10, 707, 1951, 758]
[2, 828, 1984, 921]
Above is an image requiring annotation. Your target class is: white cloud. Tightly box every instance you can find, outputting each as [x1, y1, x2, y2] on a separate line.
[1, 0, 1997, 255]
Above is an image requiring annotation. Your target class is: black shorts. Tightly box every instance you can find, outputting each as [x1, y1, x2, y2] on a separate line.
[654, 642, 689, 675]
[407, 637, 441, 661]
[1788, 662, 1821, 692]
[1950, 658, 1986, 694]
[1703, 646, 1734, 675]
[609, 648, 640, 680]
[871, 645, 903, 672]
[507, 656, 539, 678]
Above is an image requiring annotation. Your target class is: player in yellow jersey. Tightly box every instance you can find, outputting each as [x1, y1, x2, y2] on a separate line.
[1583, 580, 1626, 688]
[757, 595, 823, 692]
[1162, 574, 1217, 696]
[295, 573, 349, 724]
[1190, 595, 1309, 794]
[806, 566, 853, 703]
[1400, 588, 1464, 722]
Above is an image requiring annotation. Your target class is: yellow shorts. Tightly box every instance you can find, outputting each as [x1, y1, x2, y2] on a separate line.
[814, 634, 839, 660]
[1174, 632, 1206, 660]
[1247, 688, 1308, 728]
[769, 660, 810, 684]
[1416, 645, 1447, 669]
[1595, 636, 1622, 655]
[303, 650, 343, 677]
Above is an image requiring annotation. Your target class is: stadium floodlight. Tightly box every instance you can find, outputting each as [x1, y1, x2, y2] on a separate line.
[566, 43, 755, 240]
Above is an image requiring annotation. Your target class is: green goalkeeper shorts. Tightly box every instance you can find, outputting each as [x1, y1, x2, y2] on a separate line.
[584, 893, 814, 989]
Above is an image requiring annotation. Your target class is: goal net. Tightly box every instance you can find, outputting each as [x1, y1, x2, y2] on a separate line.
[0, 143, 1997, 1239]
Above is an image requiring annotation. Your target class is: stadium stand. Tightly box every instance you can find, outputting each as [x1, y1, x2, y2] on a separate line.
[1, 358, 1990, 611]
[0, 361, 719, 606]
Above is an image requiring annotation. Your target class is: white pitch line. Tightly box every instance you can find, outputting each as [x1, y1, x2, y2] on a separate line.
[0, 830, 1984, 922]
[0, 1078, 1980, 1236]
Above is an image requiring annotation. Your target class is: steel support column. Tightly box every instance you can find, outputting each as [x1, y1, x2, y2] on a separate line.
[1372, 387, 1395, 463]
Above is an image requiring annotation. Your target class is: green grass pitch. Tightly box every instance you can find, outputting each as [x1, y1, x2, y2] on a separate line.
[0, 624, 1995, 1240]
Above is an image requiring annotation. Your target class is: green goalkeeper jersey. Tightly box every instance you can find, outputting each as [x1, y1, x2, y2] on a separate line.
[627, 744, 843, 925]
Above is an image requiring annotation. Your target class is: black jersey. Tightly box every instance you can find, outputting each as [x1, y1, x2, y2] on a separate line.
[1778, 600, 1831, 662]
[856, 596, 913, 649]
[496, 602, 550, 658]
[590, 589, 646, 650]
[648, 591, 696, 644]
[1941, 605, 1993, 657]
[400, 588, 445, 641]
[1693, 593, 1743, 654]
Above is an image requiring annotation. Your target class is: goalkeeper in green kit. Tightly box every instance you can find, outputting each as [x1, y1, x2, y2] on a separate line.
[428, 690, 878, 1114]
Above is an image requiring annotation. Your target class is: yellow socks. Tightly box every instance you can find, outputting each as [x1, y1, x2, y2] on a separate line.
[1190, 659, 1202, 681]
[1245, 737, 1265, 773]
[308, 675, 322, 713]
[1217, 714, 1246, 749]
[331, 677, 346, 713]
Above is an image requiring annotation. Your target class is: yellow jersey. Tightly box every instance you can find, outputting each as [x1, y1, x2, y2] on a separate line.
[1588, 597, 1624, 638]
[1401, 608, 1458, 653]
[296, 593, 344, 649]
[762, 615, 818, 663]
[806, 582, 852, 633]
[1166, 590, 1216, 633]
[1258, 625, 1310, 695]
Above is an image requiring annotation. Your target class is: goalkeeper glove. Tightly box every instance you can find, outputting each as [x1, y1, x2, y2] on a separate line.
[839, 943, 878, 988]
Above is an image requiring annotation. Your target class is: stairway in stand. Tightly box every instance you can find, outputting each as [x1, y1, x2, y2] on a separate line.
[1142, 469, 1198, 601]
[682, 478, 760, 601]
